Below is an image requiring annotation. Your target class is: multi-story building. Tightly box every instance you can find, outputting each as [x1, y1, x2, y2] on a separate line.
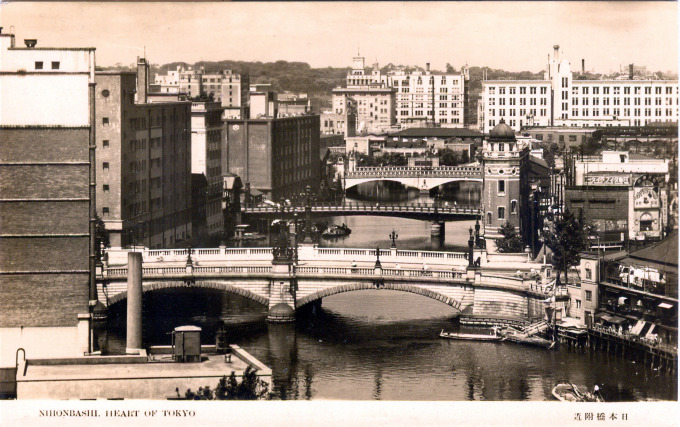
[564, 151, 670, 244]
[331, 56, 396, 135]
[96, 58, 192, 249]
[331, 55, 470, 134]
[278, 92, 311, 116]
[190, 101, 225, 240]
[388, 64, 469, 128]
[0, 28, 96, 364]
[155, 65, 249, 118]
[481, 120, 550, 248]
[320, 110, 356, 136]
[480, 46, 679, 133]
[223, 115, 321, 201]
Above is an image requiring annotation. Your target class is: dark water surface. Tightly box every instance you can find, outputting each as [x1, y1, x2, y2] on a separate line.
[106, 289, 677, 401]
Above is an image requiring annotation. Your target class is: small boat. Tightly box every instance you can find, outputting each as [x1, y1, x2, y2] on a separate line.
[439, 329, 502, 342]
[552, 384, 604, 402]
[322, 224, 352, 238]
[502, 332, 555, 349]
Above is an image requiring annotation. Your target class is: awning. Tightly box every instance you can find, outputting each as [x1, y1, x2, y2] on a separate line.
[609, 316, 627, 325]
[658, 302, 674, 309]
[599, 314, 613, 322]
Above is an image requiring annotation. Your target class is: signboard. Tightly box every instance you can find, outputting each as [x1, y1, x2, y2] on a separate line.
[634, 187, 659, 209]
[584, 174, 631, 186]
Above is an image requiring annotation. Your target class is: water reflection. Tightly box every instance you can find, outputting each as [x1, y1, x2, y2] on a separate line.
[104, 289, 677, 401]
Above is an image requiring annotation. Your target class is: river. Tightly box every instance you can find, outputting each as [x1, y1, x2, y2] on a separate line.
[103, 182, 676, 401]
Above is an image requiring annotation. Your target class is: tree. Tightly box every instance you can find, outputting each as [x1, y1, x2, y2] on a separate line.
[495, 222, 524, 253]
[544, 209, 590, 286]
[184, 366, 270, 400]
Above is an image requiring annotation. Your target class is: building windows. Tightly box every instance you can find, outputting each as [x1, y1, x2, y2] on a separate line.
[576, 299, 582, 309]
[51, 61, 60, 70]
[499, 87, 506, 95]
[34, 61, 44, 70]
[593, 87, 599, 95]
[603, 87, 609, 95]
[498, 206, 505, 220]
[540, 87, 547, 95]
[102, 117, 109, 125]
[624, 87, 631, 95]
[509, 87, 516, 95]
[102, 207, 110, 216]
[498, 180, 505, 194]
[582, 87, 589, 95]
[511, 200, 517, 214]
[562, 77, 568, 88]
[585, 290, 592, 301]
[520, 87, 526, 94]
[573, 98, 579, 106]
[103, 184, 109, 192]
[613, 87, 620, 95]
[102, 139, 109, 147]
[530, 87, 537, 95]
[103, 162, 109, 170]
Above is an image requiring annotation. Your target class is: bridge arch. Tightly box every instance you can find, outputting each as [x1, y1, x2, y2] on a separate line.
[296, 282, 463, 311]
[106, 280, 268, 307]
[345, 177, 482, 191]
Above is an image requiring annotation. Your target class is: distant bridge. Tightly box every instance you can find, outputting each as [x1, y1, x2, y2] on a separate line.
[343, 165, 482, 191]
[242, 201, 481, 220]
[97, 246, 561, 323]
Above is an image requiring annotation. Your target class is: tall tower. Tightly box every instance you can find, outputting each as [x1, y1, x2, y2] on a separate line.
[481, 119, 526, 240]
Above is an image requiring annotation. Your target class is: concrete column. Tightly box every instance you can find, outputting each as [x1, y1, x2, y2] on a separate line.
[126, 252, 143, 354]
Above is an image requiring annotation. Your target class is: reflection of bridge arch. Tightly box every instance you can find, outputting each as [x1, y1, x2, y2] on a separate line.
[107, 280, 268, 307]
[296, 282, 463, 311]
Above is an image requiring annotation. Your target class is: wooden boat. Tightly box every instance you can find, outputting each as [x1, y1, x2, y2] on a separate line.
[439, 330, 502, 342]
[502, 332, 555, 349]
[552, 384, 604, 402]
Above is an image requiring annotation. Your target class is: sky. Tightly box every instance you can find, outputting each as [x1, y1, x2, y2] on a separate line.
[1, 1, 678, 74]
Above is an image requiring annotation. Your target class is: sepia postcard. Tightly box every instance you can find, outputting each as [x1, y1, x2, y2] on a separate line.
[0, 1, 678, 426]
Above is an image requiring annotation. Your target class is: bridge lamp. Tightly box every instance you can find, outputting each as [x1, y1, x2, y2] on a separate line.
[389, 230, 399, 248]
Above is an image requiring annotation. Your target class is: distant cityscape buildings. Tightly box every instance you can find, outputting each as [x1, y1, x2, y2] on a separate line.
[479, 46, 679, 133]
[329, 55, 470, 135]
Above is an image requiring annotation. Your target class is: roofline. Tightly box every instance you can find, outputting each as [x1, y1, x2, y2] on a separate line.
[9, 47, 96, 51]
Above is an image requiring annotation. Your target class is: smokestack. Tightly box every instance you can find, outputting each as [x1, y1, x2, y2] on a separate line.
[629, 63, 634, 80]
[553, 45, 560, 63]
[582, 59, 585, 75]
[426, 62, 430, 72]
[136, 57, 148, 104]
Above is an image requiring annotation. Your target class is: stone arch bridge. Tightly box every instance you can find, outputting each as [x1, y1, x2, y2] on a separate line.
[97, 246, 561, 323]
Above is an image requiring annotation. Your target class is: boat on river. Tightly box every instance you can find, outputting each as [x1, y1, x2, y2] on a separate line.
[322, 224, 352, 238]
[552, 384, 604, 402]
[439, 330, 502, 342]
[502, 331, 556, 349]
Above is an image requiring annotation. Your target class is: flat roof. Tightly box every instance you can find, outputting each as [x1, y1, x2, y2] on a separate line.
[393, 128, 483, 138]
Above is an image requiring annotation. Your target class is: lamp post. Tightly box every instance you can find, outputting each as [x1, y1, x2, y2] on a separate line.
[389, 229, 399, 248]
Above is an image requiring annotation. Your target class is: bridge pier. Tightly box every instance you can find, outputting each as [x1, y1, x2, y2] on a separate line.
[268, 249, 297, 322]
[126, 252, 143, 354]
[430, 221, 445, 237]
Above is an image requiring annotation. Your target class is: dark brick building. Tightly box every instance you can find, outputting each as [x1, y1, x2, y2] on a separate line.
[0, 29, 96, 363]
[224, 115, 320, 201]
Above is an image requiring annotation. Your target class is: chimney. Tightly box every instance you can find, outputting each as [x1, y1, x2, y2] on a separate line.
[629, 63, 634, 80]
[581, 59, 585, 75]
[24, 39, 37, 48]
[136, 57, 148, 104]
[553, 45, 560, 63]
[426, 62, 430, 72]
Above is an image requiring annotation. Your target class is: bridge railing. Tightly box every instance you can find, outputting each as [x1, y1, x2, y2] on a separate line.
[242, 201, 481, 215]
[103, 246, 469, 267]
